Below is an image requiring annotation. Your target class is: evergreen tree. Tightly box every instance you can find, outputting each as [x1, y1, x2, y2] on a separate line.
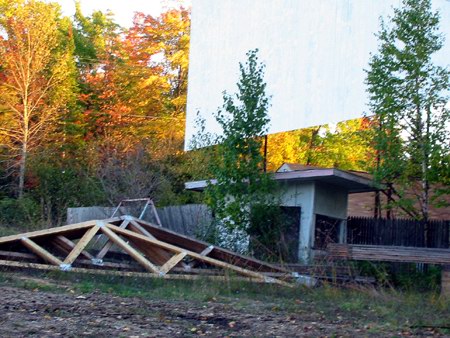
[366, 0, 449, 221]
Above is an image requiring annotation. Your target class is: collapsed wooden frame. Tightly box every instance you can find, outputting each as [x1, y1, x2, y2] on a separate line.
[0, 216, 294, 287]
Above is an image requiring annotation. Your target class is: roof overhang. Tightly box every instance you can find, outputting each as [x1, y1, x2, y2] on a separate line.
[185, 169, 379, 194]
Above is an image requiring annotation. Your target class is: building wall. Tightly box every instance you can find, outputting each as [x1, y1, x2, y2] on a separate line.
[277, 181, 349, 262]
[277, 181, 315, 263]
[314, 182, 348, 220]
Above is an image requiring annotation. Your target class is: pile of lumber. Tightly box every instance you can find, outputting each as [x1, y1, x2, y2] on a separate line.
[0, 216, 295, 287]
[328, 243, 450, 265]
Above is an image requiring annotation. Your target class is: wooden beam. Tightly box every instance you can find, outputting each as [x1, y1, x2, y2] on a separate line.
[0, 220, 101, 245]
[129, 220, 156, 239]
[0, 259, 288, 285]
[0, 250, 37, 261]
[63, 225, 99, 265]
[106, 224, 291, 286]
[53, 236, 94, 260]
[100, 225, 160, 274]
[160, 252, 187, 275]
[20, 237, 63, 266]
[96, 220, 130, 260]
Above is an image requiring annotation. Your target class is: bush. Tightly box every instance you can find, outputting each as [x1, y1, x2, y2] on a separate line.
[0, 197, 41, 230]
[248, 204, 298, 262]
[32, 164, 105, 225]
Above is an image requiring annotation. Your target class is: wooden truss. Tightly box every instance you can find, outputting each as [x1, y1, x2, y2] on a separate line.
[0, 216, 293, 287]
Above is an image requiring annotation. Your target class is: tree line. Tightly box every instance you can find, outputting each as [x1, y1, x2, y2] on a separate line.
[0, 0, 448, 232]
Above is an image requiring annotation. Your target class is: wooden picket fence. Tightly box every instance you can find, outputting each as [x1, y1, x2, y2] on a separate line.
[347, 217, 450, 248]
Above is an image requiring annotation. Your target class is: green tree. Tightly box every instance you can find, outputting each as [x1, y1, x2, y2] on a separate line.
[366, 0, 449, 221]
[204, 49, 273, 252]
[0, 0, 77, 197]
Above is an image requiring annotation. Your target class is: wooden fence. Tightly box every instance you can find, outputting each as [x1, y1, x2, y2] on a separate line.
[67, 204, 213, 239]
[347, 217, 450, 248]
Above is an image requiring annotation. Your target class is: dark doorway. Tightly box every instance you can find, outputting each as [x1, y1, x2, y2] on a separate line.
[314, 214, 341, 249]
[249, 206, 300, 263]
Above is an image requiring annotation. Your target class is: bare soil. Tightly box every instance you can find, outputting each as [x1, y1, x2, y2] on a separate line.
[0, 280, 447, 337]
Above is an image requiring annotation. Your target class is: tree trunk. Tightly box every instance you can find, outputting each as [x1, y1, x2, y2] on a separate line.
[18, 141, 27, 198]
[306, 126, 321, 165]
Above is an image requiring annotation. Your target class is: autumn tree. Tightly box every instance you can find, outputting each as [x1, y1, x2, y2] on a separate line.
[266, 118, 372, 172]
[0, 0, 76, 197]
[124, 7, 190, 157]
[72, 3, 124, 140]
[73, 6, 190, 157]
[71, 5, 191, 206]
[366, 0, 449, 221]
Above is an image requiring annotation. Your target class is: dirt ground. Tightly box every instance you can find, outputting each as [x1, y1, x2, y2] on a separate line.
[0, 282, 447, 338]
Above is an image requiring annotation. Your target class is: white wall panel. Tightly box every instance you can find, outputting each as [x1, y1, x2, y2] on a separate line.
[185, 0, 450, 149]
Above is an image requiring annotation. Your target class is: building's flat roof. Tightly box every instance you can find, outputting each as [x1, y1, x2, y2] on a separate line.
[185, 168, 378, 193]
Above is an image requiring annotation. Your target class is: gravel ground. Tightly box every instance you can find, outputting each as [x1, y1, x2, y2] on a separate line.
[0, 284, 446, 337]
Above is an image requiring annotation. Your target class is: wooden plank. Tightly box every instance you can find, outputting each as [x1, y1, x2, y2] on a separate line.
[96, 220, 130, 260]
[106, 224, 291, 286]
[53, 236, 94, 260]
[20, 237, 63, 266]
[0, 250, 37, 261]
[160, 252, 187, 275]
[100, 225, 161, 274]
[328, 244, 450, 265]
[63, 225, 99, 265]
[0, 220, 101, 245]
[0, 259, 289, 285]
[129, 220, 156, 239]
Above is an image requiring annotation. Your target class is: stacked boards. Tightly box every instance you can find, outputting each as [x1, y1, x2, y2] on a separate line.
[328, 243, 450, 296]
[327, 244, 450, 265]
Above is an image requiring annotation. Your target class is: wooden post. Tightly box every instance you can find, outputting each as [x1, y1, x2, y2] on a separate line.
[442, 265, 450, 298]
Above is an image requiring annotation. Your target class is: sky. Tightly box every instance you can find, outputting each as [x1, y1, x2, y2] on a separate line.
[52, 0, 190, 27]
